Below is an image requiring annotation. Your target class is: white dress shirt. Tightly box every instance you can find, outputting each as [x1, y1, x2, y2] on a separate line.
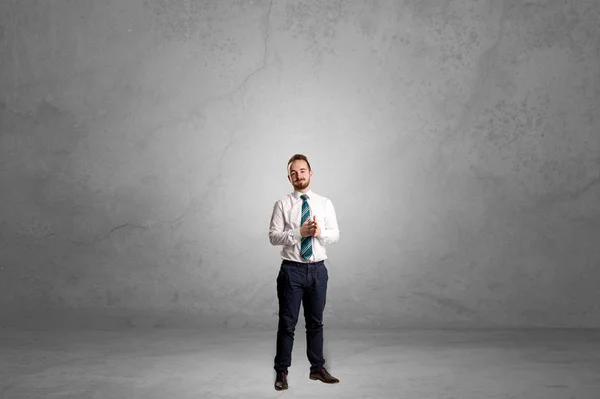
[269, 189, 340, 262]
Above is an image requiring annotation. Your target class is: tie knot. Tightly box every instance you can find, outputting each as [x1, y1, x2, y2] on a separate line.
[300, 194, 308, 201]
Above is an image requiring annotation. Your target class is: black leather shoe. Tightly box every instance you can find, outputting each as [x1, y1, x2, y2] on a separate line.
[309, 367, 339, 384]
[275, 370, 288, 390]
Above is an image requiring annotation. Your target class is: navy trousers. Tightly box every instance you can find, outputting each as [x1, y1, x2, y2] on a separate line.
[274, 259, 329, 373]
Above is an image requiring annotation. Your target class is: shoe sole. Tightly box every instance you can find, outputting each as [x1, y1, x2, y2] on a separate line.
[309, 376, 339, 384]
[274, 383, 288, 391]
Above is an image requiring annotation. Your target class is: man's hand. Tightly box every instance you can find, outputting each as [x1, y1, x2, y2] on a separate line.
[300, 216, 320, 237]
[312, 215, 321, 237]
[300, 217, 315, 237]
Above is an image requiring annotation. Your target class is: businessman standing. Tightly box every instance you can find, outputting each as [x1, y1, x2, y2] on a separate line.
[268, 154, 340, 391]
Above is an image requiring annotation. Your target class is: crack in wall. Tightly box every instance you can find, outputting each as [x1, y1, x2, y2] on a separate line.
[236, 0, 273, 98]
[195, 0, 274, 112]
[434, 0, 508, 170]
[71, 223, 148, 246]
[186, 0, 275, 219]
[533, 172, 600, 208]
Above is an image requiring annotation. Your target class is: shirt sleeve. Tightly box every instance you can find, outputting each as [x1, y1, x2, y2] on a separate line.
[269, 200, 300, 246]
[316, 198, 339, 246]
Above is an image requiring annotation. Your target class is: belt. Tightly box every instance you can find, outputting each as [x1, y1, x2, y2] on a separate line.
[281, 259, 324, 266]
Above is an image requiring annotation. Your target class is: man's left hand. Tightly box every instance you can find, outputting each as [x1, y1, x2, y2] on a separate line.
[312, 215, 321, 237]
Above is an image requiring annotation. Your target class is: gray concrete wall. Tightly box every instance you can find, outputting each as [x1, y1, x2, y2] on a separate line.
[1, 0, 599, 330]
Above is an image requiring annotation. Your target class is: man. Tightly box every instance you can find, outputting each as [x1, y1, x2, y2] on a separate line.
[268, 154, 340, 391]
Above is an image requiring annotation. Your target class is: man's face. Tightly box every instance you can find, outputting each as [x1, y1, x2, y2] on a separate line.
[288, 160, 312, 190]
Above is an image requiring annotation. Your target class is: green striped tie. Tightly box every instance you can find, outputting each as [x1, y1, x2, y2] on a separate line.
[300, 194, 313, 260]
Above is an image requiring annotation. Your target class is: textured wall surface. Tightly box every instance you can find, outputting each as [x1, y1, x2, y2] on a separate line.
[1, 0, 599, 329]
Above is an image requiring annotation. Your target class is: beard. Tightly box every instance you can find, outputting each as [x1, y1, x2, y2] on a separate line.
[294, 179, 309, 189]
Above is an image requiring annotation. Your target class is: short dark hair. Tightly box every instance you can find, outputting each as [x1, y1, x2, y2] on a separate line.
[287, 154, 311, 174]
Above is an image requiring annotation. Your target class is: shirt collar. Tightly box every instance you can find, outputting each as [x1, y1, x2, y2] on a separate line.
[292, 189, 313, 200]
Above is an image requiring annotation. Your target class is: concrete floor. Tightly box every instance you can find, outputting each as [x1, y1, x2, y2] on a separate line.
[1, 328, 599, 399]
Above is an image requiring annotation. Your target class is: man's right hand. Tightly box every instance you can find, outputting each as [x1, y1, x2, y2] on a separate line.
[300, 218, 316, 237]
